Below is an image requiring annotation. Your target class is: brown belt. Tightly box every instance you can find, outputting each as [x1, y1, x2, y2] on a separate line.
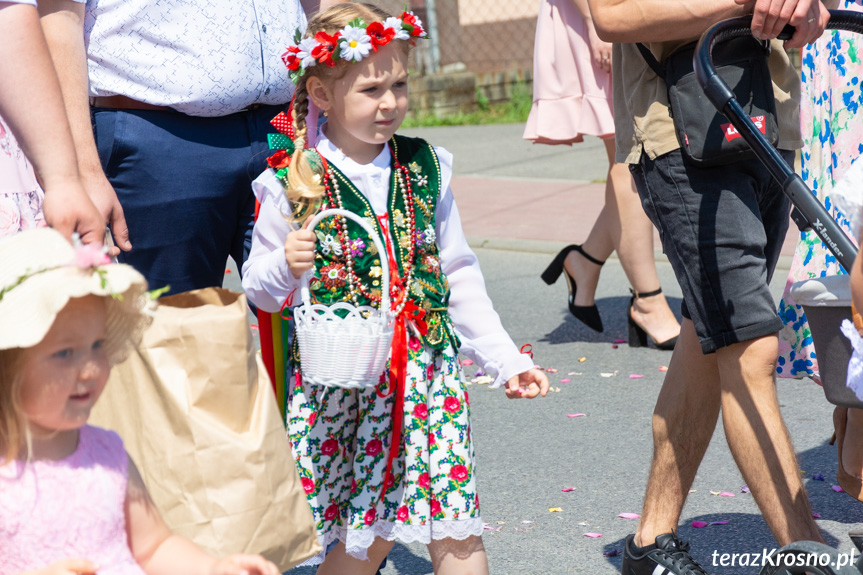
[90, 95, 175, 112]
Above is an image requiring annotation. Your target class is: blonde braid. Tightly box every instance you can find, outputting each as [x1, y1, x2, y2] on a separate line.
[286, 77, 325, 224]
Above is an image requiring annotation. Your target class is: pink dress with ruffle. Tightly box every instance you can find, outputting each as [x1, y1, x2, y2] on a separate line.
[0, 425, 145, 575]
[523, 0, 615, 144]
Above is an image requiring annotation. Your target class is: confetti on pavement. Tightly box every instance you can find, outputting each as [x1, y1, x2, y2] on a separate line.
[741, 485, 749, 493]
[567, 413, 586, 418]
[617, 513, 640, 519]
[719, 492, 735, 497]
[549, 507, 563, 513]
[833, 485, 845, 493]
[561, 487, 577, 493]
[583, 533, 603, 538]
[560, 378, 571, 383]
[692, 521, 709, 528]
[578, 357, 587, 363]
[629, 374, 644, 379]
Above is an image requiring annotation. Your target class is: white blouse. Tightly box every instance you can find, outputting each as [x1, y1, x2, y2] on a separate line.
[242, 132, 534, 388]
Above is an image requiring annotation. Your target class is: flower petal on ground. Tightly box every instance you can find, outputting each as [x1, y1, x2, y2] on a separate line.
[617, 513, 641, 519]
[567, 413, 586, 418]
[629, 374, 644, 379]
[813, 474, 826, 481]
[659, 366, 668, 372]
[741, 485, 750, 493]
[832, 485, 845, 493]
[561, 487, 577, 492]
[461, 359, 474, 366]
[549, 507, 563, 513]
[691, 521, 708, 528]
[583, 532, 603, 538]
[560, 378, 571, 383]
[578, 357, 587, 362]
[614, 339, 626, 343]
[719, 492, 735, 497]
[812, 512, 821, 518]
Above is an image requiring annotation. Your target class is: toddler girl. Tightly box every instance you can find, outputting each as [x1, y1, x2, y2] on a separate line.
[241, 4, 549, 573]
[0, 228, 278, 575]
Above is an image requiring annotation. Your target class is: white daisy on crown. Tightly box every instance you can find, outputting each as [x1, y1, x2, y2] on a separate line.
[281, 11, 427, 81]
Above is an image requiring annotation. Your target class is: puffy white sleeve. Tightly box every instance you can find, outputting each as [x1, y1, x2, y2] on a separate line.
[434, 147, 534, 388]
[241, 169, 305, 313]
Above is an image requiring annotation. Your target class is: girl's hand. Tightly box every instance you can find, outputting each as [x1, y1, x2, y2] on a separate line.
[284, 219, 317, 279]
[28, 558, 99, 575]
[505, 368, 549, 399]
[587, 21, 612, 74]
[210, 554, 280, 575]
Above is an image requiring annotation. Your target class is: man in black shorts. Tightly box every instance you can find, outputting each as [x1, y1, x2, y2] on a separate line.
[587, 1, 832, 574]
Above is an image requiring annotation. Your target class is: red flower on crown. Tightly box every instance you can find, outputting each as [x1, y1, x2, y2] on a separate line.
[367, 21, 395, 51]
[282, 45, 301, 71]
[399, 11, 425, 37]
[312, 31, 341, 67]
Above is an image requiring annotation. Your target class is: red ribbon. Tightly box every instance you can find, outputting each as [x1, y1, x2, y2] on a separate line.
[378, 300, 428, 499]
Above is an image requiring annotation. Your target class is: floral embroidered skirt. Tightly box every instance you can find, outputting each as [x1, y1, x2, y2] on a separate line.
[288, 339, 483, 560]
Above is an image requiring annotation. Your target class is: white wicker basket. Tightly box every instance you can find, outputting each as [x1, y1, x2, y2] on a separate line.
[294, 209, 395, 389]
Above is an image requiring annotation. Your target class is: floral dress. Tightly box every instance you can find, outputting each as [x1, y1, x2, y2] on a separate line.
[242, 130, 533, 561]
[0, 115, 46, 238]
[776, 0, 863, 382]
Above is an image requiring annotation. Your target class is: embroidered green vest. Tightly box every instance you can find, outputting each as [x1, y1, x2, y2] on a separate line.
[303, 134, 458, 355]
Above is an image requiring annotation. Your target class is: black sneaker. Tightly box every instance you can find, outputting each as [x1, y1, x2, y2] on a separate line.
[621, 532, 711, 575]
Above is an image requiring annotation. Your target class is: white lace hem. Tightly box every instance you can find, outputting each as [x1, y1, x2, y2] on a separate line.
[300, 517, 486, 564]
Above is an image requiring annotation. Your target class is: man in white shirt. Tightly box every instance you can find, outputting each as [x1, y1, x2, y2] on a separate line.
[38, 0, 312, 294]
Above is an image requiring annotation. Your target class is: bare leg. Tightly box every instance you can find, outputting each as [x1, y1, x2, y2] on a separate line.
[717, 335, 824, 545]
[427, 535, 488, 575]
[316, 538, 394, 575]
[567, 140, 681, 343]
[634, 319, 721, 546]
[843, 407, 863, 479]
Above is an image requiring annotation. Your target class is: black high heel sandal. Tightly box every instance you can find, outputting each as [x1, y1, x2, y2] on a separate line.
[541, 244, 605, 332]
[628, 288, 678, 350]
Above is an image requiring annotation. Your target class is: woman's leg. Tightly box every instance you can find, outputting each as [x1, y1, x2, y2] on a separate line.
[428, 535, 489, 575]
[589, 139, 681, 342]
[316, 538, 394, 575]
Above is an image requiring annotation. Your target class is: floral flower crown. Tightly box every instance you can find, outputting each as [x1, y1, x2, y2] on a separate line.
[282, 12, 427, 82]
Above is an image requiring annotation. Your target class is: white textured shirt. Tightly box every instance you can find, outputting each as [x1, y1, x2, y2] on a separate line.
[82, 0, 306, 117]
[242, 131, 534, 388]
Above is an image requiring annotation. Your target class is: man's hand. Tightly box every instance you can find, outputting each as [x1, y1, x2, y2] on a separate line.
[81, 170, 131, 255]
[40, 176, 105, 248]
[738, 0, 829, 48]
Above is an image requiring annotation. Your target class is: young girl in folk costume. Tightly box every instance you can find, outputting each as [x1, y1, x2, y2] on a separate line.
[0, 228, 279, 575]
[241, 3, 549, 573]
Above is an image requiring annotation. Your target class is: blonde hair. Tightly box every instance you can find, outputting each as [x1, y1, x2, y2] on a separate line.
[0, 347, 26, 464]
[287, 2, 408, 224]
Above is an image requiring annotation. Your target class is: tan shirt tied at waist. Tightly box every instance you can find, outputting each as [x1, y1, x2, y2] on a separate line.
[612, 39, 803, 164]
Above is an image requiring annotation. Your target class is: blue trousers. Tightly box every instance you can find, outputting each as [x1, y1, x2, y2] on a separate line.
[92, 105, 285, 294]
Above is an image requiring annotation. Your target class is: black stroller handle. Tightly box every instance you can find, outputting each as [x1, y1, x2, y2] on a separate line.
[694, 11, 863, 273]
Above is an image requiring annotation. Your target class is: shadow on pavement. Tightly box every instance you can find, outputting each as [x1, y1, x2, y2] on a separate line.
[540, 296, 684, 345]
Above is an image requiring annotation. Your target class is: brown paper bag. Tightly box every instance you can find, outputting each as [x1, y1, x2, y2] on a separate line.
[91, 287, 321, 570]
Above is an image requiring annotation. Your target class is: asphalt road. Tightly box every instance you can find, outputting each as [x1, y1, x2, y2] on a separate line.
[234, 247, 861, 575]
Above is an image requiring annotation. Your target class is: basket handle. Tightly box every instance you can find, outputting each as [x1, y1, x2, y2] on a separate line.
[300, 208, 391, 312]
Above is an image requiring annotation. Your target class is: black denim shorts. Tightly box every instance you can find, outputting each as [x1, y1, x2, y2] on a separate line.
[630, 149, 793, 354]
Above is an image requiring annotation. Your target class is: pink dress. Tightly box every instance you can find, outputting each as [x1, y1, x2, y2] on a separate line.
[0, 425, 145, 575]
[0, 114, 45, 238]
[523, 0, 615, 144]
